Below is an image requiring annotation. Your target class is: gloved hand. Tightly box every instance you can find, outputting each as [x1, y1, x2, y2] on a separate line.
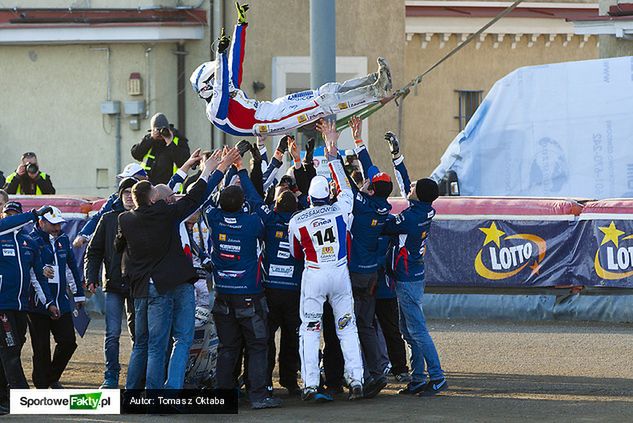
[32, 206, 53, 218]
[236, 2, 249, 25]
[276, 135, 291, 155]
[236, 139, 252, 157]
[250, 142, 262, 164]
[305, 137, 316, 163]
[218, 28, 230, 54]
[384, 131, 400, 157]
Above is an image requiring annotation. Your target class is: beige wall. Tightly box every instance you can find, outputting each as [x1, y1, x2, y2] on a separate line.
[402, 33, 599, 179]
[0, 2, 213, 196]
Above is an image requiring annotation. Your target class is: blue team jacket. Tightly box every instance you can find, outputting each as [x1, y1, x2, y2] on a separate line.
[0, 213, 54, 311]
[29, 227, 85, 315]
[348, 145, 393, 274]
[205, 186, 265, 295]
[239, 168, 303, 291]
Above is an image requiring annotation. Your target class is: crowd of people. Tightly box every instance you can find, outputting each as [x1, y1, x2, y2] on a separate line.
[0, 109, 446, 412]
[0, 2, 447, 413]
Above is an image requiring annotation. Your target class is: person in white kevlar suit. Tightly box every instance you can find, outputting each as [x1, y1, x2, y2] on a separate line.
[189, 2, 392, 137]
[288, 119, 364, 402]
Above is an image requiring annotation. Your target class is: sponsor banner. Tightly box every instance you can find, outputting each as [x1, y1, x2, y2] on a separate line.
[10, 389, 120, 414]
[571, 219, 633, 288]
[425, 219, 572, 288]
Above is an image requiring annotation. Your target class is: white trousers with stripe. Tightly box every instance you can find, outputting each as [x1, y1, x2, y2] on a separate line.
[298, 264, 364, 388]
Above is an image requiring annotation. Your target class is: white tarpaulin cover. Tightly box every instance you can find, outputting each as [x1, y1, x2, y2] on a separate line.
[431, 56, 633, 198]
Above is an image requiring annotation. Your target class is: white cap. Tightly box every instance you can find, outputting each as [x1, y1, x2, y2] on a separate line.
[41, 206, 65, 224]
[308, 175, 330, 200]
[117, 163, 147, 179]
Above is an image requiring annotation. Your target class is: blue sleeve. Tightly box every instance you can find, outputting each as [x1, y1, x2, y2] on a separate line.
[382, 213, 405, 235]
[0, 212, 35, 234]
[31, 241, 54, 306]
[66, 241, 85, 298]
[223, 166, 238, 188]
[79, 193, 117, 238]
[168, 171, 186, 192]
[239, 168, 274, 225]
[200, 169, 226, 211]
[356, 145, 374, 176]
[229, 23, 248, 89]
[393, 156, 412, 198]
[262, 157, 282, 191]
[216, 52, 231, 120]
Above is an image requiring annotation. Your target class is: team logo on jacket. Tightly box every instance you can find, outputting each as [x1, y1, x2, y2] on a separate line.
[219, 234, 227, 241]
[338, 102, 349, 110]
[474, 222, 546, 281]
[337, 313, 352, 330]
[593, 221, 633, 280]
[371, 219, 378, 227]
[297, 114, 308, 124]
[259, 125, 269, 133]
[275, 231, 284, 239]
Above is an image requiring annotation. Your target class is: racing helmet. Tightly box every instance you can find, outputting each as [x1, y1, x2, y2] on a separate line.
[190, 61, 216, 100]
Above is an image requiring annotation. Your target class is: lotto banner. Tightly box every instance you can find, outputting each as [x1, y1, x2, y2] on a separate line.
[571, 218, 633, 288]
[425, 219, 576, 288]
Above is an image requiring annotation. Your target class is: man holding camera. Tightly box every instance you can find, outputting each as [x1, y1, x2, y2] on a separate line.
[131, 113, 190, 185]
[3, 152, 55, 195]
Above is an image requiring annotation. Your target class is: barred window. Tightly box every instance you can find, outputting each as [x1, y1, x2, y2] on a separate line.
[455, 90, 483, 131]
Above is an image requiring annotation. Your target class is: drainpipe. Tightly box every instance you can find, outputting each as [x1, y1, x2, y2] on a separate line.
[175, 42, 187, 134]
[144, 47, 152, 119]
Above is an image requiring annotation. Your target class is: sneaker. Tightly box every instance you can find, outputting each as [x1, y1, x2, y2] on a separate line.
[348, 381, 363, 401]
[251, 396, 282, 410]
[394, 372, 412, 383]
[384, 131, 400, 157]
[302, 386, 333, 403]
[324, 385, 344, 397]
[419, 378, 448, 397]
[100, 371, 119, 389]
[363, 376, 387, 399]
[49, 381, 64, 389]
[398, 381, 427, 395]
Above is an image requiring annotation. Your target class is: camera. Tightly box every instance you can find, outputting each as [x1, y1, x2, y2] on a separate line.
[159, 127, 171, 137]
[26, 163, 39, 174]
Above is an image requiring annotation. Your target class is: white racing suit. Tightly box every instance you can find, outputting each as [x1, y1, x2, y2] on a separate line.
[289, 159, 364, 388]
[203, 23, 382, 136]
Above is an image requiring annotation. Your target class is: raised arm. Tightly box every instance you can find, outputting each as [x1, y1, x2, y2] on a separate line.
[207, 38, 231, 121]
[317, 119, 353, 215]
[384, 131, 411, 200]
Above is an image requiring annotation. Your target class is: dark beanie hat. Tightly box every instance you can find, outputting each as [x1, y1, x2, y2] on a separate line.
[118, 177, 138, 197]
[416, 178, 439, 203]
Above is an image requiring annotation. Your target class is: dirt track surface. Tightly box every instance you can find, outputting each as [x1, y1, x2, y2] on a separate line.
[9, 317, 633, 422]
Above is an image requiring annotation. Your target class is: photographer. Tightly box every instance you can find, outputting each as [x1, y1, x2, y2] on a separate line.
[3, 152, 55, 195]
[130, 113, 190, 185]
